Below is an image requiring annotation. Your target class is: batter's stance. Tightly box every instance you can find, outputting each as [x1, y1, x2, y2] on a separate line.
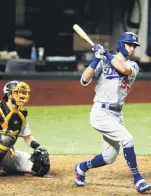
[74, 32, 151, 193]
[0, 81, 50, 177]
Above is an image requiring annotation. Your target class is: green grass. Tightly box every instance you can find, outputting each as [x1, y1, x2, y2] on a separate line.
[14, 103, 151, 155]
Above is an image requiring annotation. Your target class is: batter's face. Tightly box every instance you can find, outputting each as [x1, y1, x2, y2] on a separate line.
[124, 43, 137, 57]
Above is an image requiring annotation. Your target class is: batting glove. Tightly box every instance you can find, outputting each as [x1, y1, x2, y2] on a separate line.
[95, 52, 103, 59]
[92, 44, 105, 55]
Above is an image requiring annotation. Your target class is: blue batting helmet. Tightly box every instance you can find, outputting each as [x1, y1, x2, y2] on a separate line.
[117, 32, 140, 52]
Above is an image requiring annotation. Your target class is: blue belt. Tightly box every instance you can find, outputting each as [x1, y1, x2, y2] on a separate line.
[101, 103, 122, 112]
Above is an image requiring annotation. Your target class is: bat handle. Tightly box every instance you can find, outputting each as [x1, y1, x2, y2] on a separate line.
[90, 41, 95, 47]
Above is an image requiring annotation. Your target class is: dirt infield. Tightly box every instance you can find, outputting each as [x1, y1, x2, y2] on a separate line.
[1, 155, 151, 196]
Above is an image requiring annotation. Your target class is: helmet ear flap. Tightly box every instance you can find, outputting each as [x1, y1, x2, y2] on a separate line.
[117, 40, 128, 57]
[117, 40, 125, 52]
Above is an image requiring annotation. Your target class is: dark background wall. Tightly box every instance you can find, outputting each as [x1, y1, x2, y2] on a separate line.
[0, 0, 15, 51]
[146, 0, 151, 56]
[19, 0, 129, 56]
[0, 0, 143, 56]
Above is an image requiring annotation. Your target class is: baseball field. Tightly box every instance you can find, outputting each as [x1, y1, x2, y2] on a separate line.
[1, 103, 151, 195]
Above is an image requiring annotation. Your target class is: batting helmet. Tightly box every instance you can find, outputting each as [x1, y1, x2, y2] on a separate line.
[3, 80, 30, 106]
[117, 32, 140, 52]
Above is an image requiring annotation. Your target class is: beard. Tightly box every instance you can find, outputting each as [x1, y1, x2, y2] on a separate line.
[11, 97, 18, 106]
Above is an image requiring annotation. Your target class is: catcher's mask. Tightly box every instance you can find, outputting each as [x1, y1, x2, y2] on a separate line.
[3, 80, 30, 107]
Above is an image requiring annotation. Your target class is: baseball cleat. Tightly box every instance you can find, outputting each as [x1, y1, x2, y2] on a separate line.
[135, 179, 151, 193]
[74, 163, 85, 186]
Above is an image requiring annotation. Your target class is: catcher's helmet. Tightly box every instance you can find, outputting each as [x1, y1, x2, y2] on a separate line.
[3, 80, 19, 95]
[117, 32, 140, 52]
[3, 80, 30, 107]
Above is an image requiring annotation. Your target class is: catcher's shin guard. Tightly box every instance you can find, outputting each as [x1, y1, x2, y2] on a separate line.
[0, 149, 9, 161]
[0, 131, 16, 161]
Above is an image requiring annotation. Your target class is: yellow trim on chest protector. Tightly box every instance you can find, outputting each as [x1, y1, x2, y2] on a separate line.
[0, 131, 19, 138]
[0, 108, 5, 119]
[18, 110, 26, 129]
[1, 109, 26, 130]
[0, 144, 9, 151]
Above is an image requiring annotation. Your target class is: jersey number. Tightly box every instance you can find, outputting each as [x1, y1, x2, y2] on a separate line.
[121, 80, 130, 90]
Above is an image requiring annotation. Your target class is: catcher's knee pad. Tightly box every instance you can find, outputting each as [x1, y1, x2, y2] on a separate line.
[0, 132, 16, 161]
[121, 135, 134, 148]
[0, 149, 8, 162]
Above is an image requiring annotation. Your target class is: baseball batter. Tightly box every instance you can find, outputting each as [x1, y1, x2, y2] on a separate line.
[0, 80, 50, 176]
[74, 32, 151, 193]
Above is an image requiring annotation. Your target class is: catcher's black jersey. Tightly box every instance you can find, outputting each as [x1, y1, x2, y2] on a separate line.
[0, 101, 28, 136]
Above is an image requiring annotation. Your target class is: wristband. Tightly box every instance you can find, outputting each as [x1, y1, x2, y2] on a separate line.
[30, 141, 40, 149]
[90, 57, 100, 69]
[104, 50, 114, 62]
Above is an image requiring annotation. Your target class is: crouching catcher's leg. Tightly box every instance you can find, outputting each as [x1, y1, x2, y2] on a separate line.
[0, 130, 16, 162]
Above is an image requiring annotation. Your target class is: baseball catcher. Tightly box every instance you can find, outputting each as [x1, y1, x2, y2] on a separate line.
[0, 80, 50, 177]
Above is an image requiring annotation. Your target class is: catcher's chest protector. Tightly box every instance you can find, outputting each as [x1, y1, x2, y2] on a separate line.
[0, 101, 27, 132]
[0, 101, 27, 161]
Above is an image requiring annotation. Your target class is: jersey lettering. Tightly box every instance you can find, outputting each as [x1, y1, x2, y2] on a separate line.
[104, 67, 123, 80]
[104, 67, 118, 76]
[91, 59, 138, 105]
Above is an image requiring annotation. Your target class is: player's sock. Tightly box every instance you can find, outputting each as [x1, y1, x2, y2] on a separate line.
[123, 147, 143, 183]
[80, 154, 106, 172]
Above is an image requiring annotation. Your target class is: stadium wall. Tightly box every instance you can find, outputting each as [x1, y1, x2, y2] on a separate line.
[0, 80, 150, 106]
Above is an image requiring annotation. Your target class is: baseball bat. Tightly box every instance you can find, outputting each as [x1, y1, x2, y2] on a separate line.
[73, 24, 95, 46]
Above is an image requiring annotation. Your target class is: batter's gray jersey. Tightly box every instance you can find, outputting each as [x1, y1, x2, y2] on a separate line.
[81, 56, 139, 107]
[80, 57, 139, 162]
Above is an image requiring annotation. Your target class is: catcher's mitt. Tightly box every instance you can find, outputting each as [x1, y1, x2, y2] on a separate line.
[30, 146, 50, 177]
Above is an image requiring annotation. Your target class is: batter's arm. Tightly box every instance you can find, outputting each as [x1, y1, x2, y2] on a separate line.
[103, 49, 132, 75]
[82, 66, 95, 83]
[81, 53, 102, 86]
[111, 58, 132, 75]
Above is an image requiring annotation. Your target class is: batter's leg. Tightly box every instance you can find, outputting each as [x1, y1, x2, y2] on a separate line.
[80, 135, 120, 172]
[89, 109, 151, 192]
[74, 135, 120, 186]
